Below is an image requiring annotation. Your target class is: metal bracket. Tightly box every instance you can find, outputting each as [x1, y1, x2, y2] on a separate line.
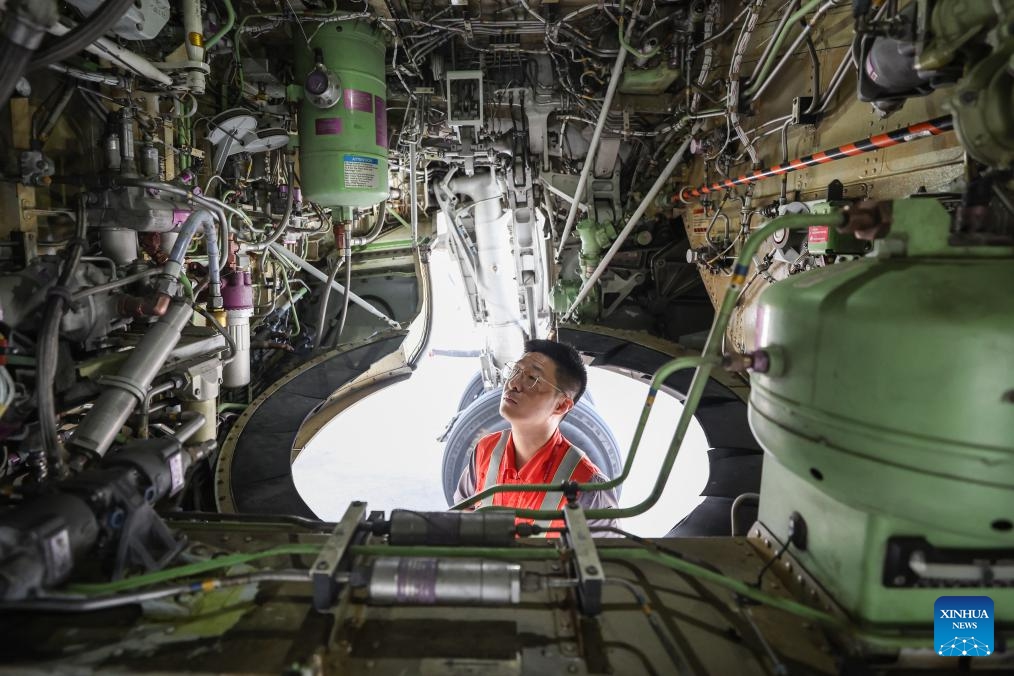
[310, 501, 366, 611]
[562, 502, 604, 616]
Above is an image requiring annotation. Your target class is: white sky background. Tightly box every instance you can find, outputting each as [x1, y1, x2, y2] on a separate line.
[292, 245, 710, 536]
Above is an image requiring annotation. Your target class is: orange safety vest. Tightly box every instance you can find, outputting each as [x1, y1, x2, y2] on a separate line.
[473, 429, 599, 536]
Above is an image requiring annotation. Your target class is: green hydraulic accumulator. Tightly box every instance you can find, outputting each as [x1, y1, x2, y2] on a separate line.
[749, 197, 1014, 626]
[294, 19, 388, 209]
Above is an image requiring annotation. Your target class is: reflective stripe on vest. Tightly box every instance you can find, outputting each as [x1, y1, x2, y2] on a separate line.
[476, 430, 510, 509]
[531, 444, 585, 537]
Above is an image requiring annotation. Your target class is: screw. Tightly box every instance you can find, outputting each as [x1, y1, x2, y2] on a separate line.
[959, 91, 978, 105]
[585, 565, 598, 575]
[317, 561, 329, 570]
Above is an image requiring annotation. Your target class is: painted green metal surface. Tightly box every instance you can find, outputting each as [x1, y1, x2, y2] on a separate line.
[295, 19, 388, 208]
[750, 198, 1014, 623]
[618, 63, 681, 95]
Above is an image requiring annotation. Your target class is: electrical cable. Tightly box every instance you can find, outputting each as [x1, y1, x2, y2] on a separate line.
[679, 116, 954, 200]
[30, 0, 138, 71]
[2, 572, 311, 612]
[64, 544, 322, 595]
[604, 578, 689, 674]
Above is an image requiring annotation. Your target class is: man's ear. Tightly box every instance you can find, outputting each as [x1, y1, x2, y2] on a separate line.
[553, 396, 574, 417]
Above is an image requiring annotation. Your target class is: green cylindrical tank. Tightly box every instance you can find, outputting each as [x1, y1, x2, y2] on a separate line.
[749, 200, 1014, 541]
[295, 19, 388, 209]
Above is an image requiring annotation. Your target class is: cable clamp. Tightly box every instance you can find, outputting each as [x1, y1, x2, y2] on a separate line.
[46, 286, 80, 311]
[95, 375, 147, 404]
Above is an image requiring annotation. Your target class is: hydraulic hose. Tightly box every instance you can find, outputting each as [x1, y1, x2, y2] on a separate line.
[333, 240, 353, 347]
[30, 0, 137, 71]
[163, 209, 222, 306]
[351, 201, 387, 247]
[204, 0, 236, 49]
[36, 194, 88, 479]
[315, 243, 345, 348]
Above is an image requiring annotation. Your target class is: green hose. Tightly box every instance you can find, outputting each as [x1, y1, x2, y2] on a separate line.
[64, 544, 321, 595]
[451, 355, 715, 513]
[204, 0, 236, 49]
[455, 211, 846, 521]
[745, 0, 825, 98]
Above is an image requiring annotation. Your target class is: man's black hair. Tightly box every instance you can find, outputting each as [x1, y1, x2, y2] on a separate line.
[524, 339, 587, 403]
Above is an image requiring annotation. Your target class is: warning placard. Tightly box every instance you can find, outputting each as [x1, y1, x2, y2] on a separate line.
[344, 154, 378, 189]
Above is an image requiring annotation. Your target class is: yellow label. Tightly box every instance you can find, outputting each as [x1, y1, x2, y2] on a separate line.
[189, 32, 204, 47]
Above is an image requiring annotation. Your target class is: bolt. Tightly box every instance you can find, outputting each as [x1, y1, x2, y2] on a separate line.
[585, 565, 598, 575]
[317, 561, 329, 570]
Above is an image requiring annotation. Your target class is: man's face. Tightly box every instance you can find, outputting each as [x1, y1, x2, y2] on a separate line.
[499, 352, 573, 425]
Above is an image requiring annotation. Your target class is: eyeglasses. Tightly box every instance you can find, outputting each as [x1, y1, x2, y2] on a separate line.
[501, 361, 570, 398]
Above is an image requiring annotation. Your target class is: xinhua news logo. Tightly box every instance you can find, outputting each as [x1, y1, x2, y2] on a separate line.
[935, 596, 993, 657]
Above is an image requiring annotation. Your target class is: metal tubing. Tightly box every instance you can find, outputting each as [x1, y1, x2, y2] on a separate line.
[44, 22, 173, 86]
[539, 179, 589, 212]
[203, 0, 235, 49]
[267, 243, 400, 328]
[114, 178, 237, 272]
[564, 129, 696, 320]
[750, 0, 837, 103]
[173, 410, 207, 444]
[555, 15, 637, 259]
[679, 116, 954, 200]
[744, 0, 824, 98]
[72, 267, 160, 301]
[181, 0, 206, 94]
[47, 63, 125, 87]
[410, 145, 419, 245]
[72, 300, 194, 457]
[179, 402, 214, 443]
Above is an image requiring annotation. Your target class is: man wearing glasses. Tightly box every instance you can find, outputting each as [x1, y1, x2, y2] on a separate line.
[453, 339, 619, 535]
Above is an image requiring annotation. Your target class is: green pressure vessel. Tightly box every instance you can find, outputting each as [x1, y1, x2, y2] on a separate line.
[750, 198, 1014, 540]
[295, 20, 388, 209]
[748, 199, 1014, 624]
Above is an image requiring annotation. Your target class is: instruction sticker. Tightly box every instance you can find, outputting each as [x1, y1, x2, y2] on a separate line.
[344, 154, 379, 189]
[375, 95, 387, 148]
[807, 226, 829, 244]
[315, 118, 342, 135]
[344, 89, 373, 113]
